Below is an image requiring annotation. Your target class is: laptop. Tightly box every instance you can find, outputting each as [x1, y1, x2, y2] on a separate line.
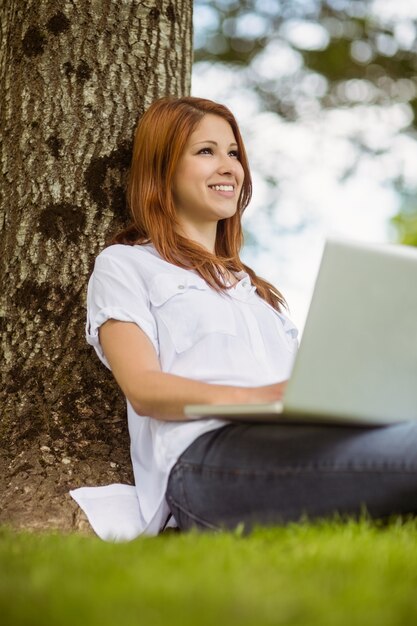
[184, 238, 417, 427]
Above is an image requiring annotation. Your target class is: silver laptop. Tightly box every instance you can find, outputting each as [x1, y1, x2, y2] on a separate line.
[184, 238, 417, 427]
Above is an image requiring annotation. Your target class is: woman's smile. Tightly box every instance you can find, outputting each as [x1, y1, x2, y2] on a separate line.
[208, 184, 235, 198]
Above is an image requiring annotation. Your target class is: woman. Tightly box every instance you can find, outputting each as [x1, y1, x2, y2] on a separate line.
[71, 96, 417, 540]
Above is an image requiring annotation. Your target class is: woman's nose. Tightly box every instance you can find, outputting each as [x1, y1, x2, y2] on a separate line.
[217, 155, 235, 175]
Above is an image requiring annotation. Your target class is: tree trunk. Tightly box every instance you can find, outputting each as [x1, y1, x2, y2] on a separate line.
[0, 0, 193, 532]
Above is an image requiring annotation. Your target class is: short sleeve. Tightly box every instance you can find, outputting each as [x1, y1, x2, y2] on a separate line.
[86, 249, 159, 368]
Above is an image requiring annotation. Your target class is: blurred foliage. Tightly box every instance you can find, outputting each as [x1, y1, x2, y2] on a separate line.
[391, 194, 417, 247]
[194, 0, 417, 118]
[194, 0, 417, 245]
[391, 212, 417, 246]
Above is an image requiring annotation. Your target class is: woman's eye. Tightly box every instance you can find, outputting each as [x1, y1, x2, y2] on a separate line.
[197, 147, 240, 159]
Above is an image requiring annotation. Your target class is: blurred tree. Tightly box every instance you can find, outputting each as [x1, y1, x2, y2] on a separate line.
[194, 0, 417, 119]
[194, 0, 417, 245]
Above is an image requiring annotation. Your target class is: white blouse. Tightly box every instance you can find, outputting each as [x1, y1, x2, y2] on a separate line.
[70, 243, 298, 541]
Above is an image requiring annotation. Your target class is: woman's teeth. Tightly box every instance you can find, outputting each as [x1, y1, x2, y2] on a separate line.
[210, 185, 234, 191]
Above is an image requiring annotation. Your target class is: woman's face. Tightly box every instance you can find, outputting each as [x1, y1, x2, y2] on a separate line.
[172, 114, 245, 230]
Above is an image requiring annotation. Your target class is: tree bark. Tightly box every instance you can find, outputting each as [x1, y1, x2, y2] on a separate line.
[0, 0, 193, 532]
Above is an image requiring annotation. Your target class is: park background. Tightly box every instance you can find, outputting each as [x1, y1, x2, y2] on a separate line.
[192, 0, 417, 331]
[2, 2, 417, 625]
[1, 0, 417, 535]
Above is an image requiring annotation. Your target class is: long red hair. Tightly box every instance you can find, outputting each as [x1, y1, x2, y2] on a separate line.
[112, 96, 286, 311]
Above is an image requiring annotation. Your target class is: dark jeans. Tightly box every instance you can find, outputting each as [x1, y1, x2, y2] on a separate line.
[165, 421, 417, 531]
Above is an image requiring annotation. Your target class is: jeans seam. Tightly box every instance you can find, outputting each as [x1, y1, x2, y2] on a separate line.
[167, 464, 222, 530]
[177, 461, 417, 476]
[168, 497, 222, 530]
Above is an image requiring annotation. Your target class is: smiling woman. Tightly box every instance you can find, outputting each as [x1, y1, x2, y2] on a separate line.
[70, 96, 417, 542]
[112, 96, 283, 307]
[172, 114, 244, 245]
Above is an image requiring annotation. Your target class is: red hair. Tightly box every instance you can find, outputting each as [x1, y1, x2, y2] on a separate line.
[112, 96, 286, 311]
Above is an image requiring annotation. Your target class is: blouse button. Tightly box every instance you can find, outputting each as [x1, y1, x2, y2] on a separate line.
[178, 284, 185, 290]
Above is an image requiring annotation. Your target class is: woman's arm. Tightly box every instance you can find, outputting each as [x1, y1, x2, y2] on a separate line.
[99, 320, 287, 421]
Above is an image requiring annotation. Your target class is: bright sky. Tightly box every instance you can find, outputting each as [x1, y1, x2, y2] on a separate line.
[191, 9, 417, 332]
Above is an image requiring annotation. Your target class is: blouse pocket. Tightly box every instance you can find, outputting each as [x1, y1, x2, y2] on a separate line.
[149, 273, 237, 353]
[274, 311, 299, 353]
[258, 299, 299, 354]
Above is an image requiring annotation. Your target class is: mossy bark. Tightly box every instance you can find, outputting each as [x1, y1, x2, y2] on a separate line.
[0, 0, 192, 531]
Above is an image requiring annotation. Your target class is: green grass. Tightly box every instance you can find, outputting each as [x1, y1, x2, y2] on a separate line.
[1, 517, 417, 626]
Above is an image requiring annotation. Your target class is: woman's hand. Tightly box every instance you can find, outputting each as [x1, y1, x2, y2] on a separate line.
[238, 381, 288, 405]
